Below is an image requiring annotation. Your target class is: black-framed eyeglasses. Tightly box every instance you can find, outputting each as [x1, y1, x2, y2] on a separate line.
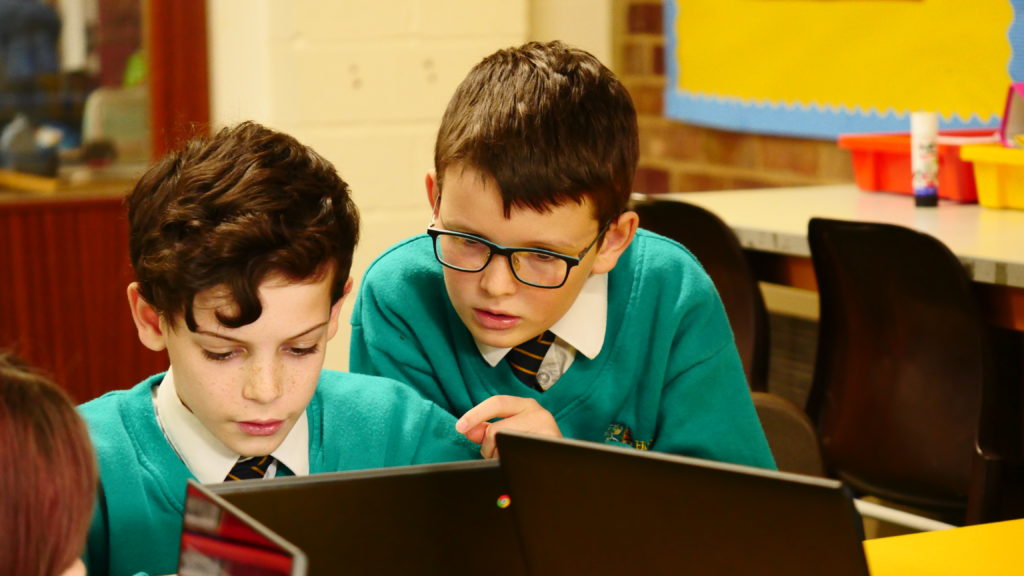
[426, 221, 612, 289]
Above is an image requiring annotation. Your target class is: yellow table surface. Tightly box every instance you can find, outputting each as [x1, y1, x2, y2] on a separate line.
[863, 518, 1024, 575]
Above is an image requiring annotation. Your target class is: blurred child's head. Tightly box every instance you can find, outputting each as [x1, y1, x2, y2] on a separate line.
[433, 40, 638, 225]
[125, 122, 359, 456]
[427, 41, 639, 348]
[0, 351, 96, 576]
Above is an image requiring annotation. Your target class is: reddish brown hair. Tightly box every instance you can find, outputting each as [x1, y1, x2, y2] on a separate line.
[434, 40, 638, 225]
[0, 351, 97, 576]
[126, 121, 360, 331]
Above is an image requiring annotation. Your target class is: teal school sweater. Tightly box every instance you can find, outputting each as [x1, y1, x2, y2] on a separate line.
[350, 230, 775, 469]
[79, 370, 478, 576]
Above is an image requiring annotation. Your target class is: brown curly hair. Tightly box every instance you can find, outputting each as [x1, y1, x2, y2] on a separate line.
[126, 121, 360, 331]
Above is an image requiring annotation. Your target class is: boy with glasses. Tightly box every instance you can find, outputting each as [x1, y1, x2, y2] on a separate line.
[350, 41, 774, 467]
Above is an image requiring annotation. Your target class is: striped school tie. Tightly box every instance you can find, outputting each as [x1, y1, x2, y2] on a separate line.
[507, 330, 555, 392]
[226, 455, 274, 481]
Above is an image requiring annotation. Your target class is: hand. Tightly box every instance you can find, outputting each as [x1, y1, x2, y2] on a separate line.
[455, 395, 562, 459]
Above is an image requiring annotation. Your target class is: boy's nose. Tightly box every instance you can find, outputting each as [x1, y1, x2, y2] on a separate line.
[242, 360, 284, 404]
[479, 254, 518, 296]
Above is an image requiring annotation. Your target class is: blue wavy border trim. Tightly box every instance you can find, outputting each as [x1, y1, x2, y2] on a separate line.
[664, 0, 1006, 140]
[1011, 0, 1024, 82]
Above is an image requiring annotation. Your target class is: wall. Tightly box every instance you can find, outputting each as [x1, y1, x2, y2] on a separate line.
[208, 1, 613, 370]
[530, 0, 613, 65]
[614, 0, 855, 195]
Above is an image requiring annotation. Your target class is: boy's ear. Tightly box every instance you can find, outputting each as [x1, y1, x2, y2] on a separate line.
[425, 171, 440, 218]
[127, 283, 168, 352]
[591, 211, 639, 275]
[326, 276, 354, 342]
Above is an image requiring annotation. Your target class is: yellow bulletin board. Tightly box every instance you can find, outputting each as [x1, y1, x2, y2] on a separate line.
[664, 0, 1019, 139]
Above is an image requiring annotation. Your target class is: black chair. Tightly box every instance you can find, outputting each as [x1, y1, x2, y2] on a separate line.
[806, 217, 1007, 525]
[752, 391, 964, 533]
[631, 198, 769, 391]
[751, 391, 825, 477]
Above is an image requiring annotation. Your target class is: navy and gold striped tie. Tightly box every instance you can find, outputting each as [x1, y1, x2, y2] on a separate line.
[226, 455, 273, 481]
[507, 330, 555, 392]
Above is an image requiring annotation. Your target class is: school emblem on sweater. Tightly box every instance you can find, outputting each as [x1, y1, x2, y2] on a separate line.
[604, 423, 651, 451]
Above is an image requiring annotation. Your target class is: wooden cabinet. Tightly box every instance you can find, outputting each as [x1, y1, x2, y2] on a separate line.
[0, 0, 208, 402]
[0, 188, 167, 403]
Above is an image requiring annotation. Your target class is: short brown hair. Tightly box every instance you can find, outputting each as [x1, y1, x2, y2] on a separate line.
[434, 40, 638, 225]
[127, 121, 360, 331]
[0, 351, 97, 576]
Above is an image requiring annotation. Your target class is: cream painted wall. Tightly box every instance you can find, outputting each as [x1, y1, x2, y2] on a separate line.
[529, 0, 613, 64]
[208, 1, 611, 370]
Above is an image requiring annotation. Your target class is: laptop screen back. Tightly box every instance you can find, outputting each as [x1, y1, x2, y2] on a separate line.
[202, 459, 526, 576]
[180, 481, 307, 576]
[495, 432, 870, 576]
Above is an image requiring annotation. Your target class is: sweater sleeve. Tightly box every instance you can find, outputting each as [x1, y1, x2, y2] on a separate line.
[83, 483, 110, 576]
[82, 441, 159, 576]
[349, 239, 462, 414]
[350, 302, 442, 405]
[651, 254, 776, 470]
[312, 371, 481, 470]
[410, 402, 483, 464]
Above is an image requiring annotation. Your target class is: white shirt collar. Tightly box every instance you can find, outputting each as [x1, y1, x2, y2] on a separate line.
[476, 272, 608, 366]
[154, 367, 310, 484]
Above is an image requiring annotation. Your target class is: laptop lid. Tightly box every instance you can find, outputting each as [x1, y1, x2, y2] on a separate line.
[495, 431, 870, 576]
[180, 480, 308, 576]
[199, 459, 527, 576]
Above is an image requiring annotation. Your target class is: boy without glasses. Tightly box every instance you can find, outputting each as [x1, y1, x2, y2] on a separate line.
[350, 41, 775, 466]
[79, 122, 479, 576]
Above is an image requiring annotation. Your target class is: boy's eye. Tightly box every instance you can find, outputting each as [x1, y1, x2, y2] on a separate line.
[518, 251, 558, 264]
[455, 236, 483, 248]
[288, 345, 320, 357]
[202, 349, 238, 361]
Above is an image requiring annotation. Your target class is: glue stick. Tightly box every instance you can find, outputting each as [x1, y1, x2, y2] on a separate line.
[911, 111, 939, 207]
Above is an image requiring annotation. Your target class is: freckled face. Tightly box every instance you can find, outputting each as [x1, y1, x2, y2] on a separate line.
[435, 166, 604, 348]
[161, 275, 341, 457]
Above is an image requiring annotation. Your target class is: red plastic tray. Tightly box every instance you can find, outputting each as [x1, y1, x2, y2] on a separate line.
[837, 130, 997, 204]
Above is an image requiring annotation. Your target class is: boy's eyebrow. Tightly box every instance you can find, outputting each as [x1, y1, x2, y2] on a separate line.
[196, 321, 329, 344]
[439, 216, 581, 253]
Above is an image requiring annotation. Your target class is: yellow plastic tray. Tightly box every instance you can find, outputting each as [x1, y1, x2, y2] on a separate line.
[960, 144, 1024, 209]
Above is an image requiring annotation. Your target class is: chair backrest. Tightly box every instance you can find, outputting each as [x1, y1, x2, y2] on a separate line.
[752, 391, 825, 477]
[806, 217, 996, 524]
[632, 198, 769, 391]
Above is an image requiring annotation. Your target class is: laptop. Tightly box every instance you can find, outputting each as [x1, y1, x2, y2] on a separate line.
[495, 431, 871, 576]
[178, 459, 527, 576]
[180, 480, 307, 576]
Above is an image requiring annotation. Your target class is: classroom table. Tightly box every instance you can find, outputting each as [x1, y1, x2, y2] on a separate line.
[641, 184, 1024, 331]
[863, 517, 1024, 575]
